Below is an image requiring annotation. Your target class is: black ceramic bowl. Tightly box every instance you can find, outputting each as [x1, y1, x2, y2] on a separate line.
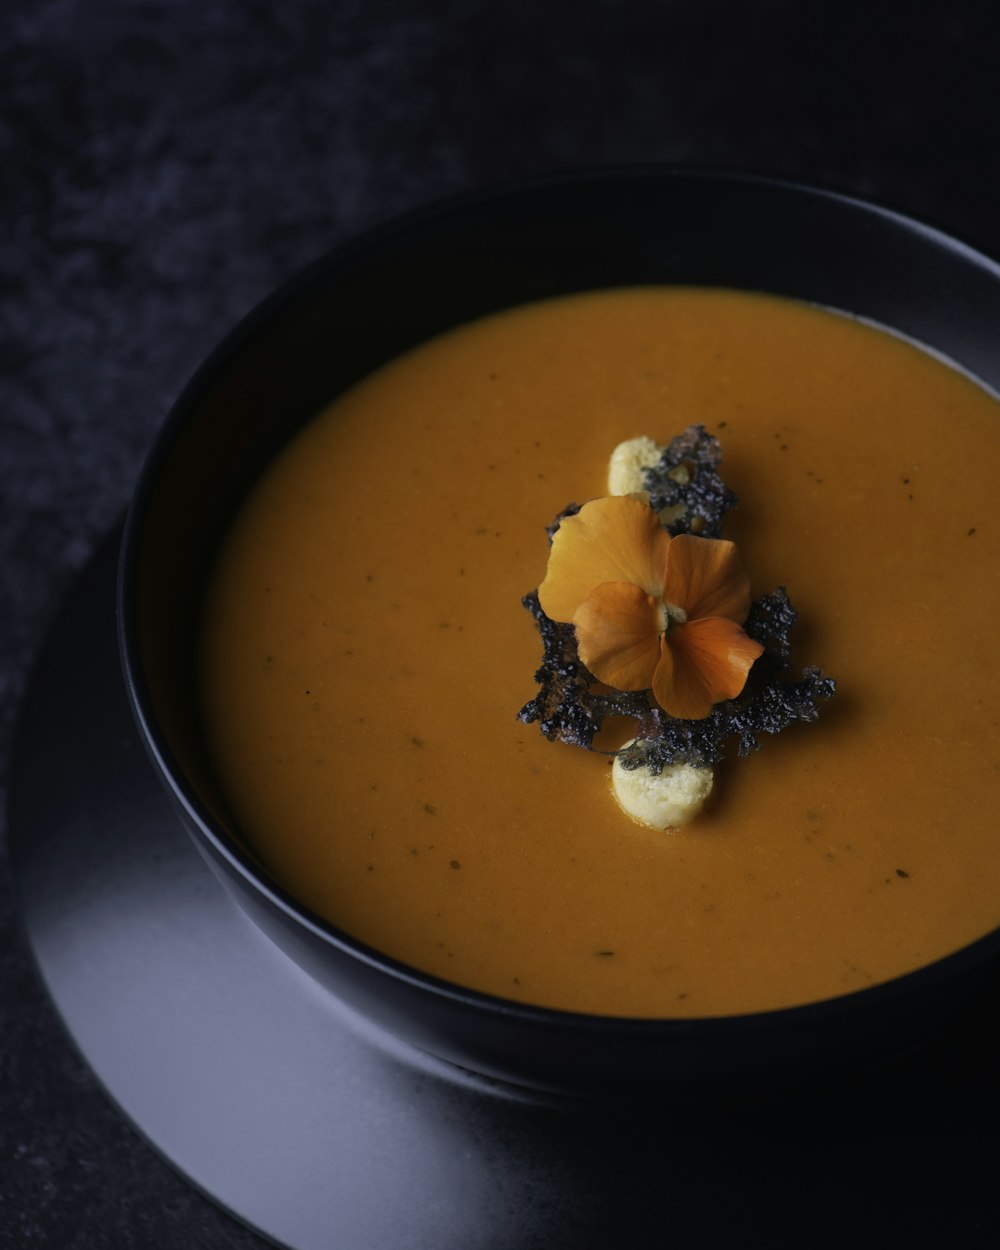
[118, 168, 1000, 1103]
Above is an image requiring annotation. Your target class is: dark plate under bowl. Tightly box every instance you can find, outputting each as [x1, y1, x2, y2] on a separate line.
[118, 167, 1000, 1102]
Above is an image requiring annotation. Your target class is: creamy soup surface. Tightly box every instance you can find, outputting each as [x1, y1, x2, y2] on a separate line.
[201, 287, 1000, 1018]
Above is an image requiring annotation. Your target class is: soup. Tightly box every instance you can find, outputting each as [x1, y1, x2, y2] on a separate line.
[200, 287, 1000, 1018]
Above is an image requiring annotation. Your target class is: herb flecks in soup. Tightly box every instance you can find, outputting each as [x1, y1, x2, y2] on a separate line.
[519, 424, 835, 827]
[201, 287, 1000, 1019]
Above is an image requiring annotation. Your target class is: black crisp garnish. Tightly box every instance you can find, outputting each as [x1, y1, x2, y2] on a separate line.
[517, 425, 836, 770]
[641, 423, 739, 538]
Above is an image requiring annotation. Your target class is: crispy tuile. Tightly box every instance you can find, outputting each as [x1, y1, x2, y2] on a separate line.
[643, 424, 739, 539]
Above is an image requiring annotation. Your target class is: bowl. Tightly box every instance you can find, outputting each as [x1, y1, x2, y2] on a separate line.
[118, 167, 1000, 1102]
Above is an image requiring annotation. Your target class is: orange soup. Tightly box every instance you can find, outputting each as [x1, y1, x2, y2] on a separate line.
[200, 287, 1000, 1018]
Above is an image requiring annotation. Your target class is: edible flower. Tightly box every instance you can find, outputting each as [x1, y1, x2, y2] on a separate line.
[537, 494, 764, 720]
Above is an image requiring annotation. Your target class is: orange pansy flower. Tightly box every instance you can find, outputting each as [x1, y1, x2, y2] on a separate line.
[538, 495, 764, 720]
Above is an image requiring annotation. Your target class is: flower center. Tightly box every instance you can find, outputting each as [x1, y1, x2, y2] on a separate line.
[657, 598, 687, 635]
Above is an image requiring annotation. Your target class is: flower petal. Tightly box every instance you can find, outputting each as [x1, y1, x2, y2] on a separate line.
[573, 582, 662, 692]
[539, 495, 672, 623]
[652, 617, 765, 719]
[662, 533, 752, 623]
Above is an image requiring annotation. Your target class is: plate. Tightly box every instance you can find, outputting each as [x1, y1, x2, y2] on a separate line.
[9, 526, 1000, 1248]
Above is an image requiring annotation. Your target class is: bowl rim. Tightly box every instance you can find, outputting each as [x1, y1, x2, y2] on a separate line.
[117, 163, 1000, 1040]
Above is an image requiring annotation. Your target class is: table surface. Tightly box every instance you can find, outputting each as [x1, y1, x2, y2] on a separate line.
[5, 3, 1000, 1246]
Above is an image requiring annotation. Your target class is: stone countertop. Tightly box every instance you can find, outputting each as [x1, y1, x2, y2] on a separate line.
[4, 3, 1000, 1246]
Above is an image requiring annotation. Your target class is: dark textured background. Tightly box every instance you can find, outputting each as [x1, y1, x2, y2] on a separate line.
[4, 2, 1000, 1246]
